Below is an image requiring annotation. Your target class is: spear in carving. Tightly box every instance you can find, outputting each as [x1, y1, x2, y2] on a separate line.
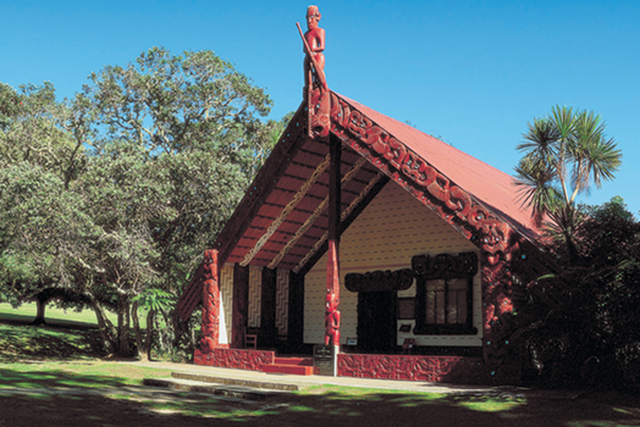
[297, 22, 328, 92]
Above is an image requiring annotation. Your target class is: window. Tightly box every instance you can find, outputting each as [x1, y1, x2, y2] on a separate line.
[412, 252, 478, 335]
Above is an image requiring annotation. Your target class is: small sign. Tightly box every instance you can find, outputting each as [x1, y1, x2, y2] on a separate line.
[313, 344, 336, 376]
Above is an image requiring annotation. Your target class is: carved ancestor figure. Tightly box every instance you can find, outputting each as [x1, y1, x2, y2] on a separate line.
[298, 5, 330, 139]
[200, 249, 219, 353]
[303, 5, 327, 92]
[325, 240, 341, 346]
[325, 291, 341, 346]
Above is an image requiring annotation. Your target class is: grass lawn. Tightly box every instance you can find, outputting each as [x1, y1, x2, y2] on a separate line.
[0, 301, 146, 329]
[0, 302, 121, 327]
[2, 320, 640, 425]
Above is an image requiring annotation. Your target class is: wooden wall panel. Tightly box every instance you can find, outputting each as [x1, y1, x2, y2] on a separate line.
[275, 269, 289, 337]
[304, 183, 481, 347]
[248, 266, 262, 328]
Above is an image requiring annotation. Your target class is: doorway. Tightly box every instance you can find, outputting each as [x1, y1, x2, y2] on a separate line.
[357, 291, 397, 353]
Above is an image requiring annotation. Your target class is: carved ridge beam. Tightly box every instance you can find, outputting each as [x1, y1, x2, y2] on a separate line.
[268, 157, 367, 269]
[240, 153, 331, 267]
[293, 172, 385, 274]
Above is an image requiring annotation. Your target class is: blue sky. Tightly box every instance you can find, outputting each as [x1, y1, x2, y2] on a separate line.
[2, 0, 639, 215]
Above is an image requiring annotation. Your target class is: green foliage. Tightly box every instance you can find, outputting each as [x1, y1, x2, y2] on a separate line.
[0, 47, 280, 358]
[515, 105, 622, 230]
[509, 198, 640, 389]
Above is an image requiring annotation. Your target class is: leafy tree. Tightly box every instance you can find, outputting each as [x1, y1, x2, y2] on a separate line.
[515, 106, 622, 261]
[0, 47, 280, 359]
[508, 198, 640, 389]
[516, 106, 622, 216]
[75, 47, 275, 358]
[0, 162, 98, 323]
[0, 83, 94, 323]
[0, 83, 87, 189]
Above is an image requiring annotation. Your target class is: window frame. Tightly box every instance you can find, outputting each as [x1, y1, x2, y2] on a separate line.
[412, 252, 478, 335]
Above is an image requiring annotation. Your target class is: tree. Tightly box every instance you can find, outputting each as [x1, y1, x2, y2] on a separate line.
[0, 82, 87, 188]
[75, 47, 275, 358]
[0, 162, 98, 323]
[514, 106, 622, 259]
[507, 197, 640, 389]
[0, 47, 279, 359]
[0, 83, 95, 324]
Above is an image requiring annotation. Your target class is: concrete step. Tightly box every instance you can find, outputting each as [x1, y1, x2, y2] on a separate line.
[143, 377, 281, 400]
[262, 363, 315, 375]
[170, 371, 302, 391]
[273, 357, 313, 366]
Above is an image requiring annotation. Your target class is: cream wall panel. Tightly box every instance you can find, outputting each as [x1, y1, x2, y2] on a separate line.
[248, 266, 262, 328]
[219, 263, 234, 344]
[304, 183, 481, 346]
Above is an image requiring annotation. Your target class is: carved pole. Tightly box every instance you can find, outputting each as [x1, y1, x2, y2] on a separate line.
[325, 136, 341, 349]
[200, 249, 220, 353]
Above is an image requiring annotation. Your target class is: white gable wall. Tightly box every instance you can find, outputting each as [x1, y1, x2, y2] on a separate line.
[304, 182, 482, 347]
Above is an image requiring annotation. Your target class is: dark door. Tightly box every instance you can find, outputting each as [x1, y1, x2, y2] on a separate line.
[357, 291, 397, 353]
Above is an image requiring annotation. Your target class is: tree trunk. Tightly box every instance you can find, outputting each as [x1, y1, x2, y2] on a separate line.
[88, 296, 117, 354]
[131, 301, 147, 361]
[33, 296, 47, 326]
[117, 295, 131, 357]
[145, 309, 155, 361]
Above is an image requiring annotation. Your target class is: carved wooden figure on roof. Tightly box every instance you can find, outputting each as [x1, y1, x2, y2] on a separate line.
[303, 5, 327, 91]
[298, 5, 330, 139]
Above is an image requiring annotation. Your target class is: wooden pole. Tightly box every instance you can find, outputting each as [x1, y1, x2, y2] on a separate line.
[325, 136, 341, 353]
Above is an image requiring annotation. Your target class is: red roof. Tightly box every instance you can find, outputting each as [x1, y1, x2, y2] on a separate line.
[339, 94, 540, 241]
[211, 93, 542, 271]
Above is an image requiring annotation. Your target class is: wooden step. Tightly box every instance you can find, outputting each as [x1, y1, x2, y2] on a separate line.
[262, 363, 316, 375]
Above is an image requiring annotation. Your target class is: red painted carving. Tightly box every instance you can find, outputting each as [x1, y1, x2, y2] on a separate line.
[194, 348, 275, 371]
[325, 240, 341, 345]
[298, 6, 330, 139]
[200, 249, 220, 352]
[329, 93, 516, 349]
[338, 353, 482, 382]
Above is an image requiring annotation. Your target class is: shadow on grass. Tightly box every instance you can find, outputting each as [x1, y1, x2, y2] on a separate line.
[0, 320, 104, 362]
[1, 367, 640, 426]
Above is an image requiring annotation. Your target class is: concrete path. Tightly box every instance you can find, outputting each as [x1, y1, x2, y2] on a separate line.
[119, 360, 543, 398]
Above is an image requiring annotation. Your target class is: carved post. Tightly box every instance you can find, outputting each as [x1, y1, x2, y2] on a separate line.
[200, 249, 220, 353]
[325, 136, 341, 349]
[479, 222, 515, 370]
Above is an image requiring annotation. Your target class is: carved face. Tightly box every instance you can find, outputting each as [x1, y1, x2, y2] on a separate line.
[325, 292, 339, 311]
[306, 6, 321, 30]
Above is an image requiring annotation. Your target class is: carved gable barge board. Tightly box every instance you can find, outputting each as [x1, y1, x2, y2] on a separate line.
[213, 102, 308, 267]
[329, 92, 520, 251]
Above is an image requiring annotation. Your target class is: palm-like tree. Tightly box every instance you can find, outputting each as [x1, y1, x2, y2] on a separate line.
[515, 106, 622, 260]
